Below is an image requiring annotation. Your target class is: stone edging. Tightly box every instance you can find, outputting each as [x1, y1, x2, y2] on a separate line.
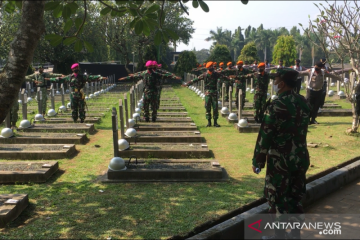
[187, 159, 360, 239]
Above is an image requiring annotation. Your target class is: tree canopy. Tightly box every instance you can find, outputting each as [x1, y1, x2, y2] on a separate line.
[207, 44, 232, 64]
[272, 35, 297, 67]
[173, 50, 197, 76]
[238, 42, 259, 63]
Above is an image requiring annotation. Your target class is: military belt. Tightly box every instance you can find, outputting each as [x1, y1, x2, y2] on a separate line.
[307, 87, 322, 91]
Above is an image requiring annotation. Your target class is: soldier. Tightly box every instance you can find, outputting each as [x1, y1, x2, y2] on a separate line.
[49, 63, 105, 123]
[156, 63, 180, 110]
[231, 60, 253, 110]
[25, 65, 64, 116]
[216, 62, 225, 96]
[252, 68, 311, 240]
[9, 100, 19, 129]
[120, 60, 180, 122]
[220, 62, 234, 102]
[298, 62, 342, 124]
[292, 59, 307, 94]
[252, 62, 275, 123]
[182, 61, 229, 127]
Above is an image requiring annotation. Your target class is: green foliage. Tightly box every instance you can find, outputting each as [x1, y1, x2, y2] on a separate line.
[272, 35, 297, 67]
[238, 42, 259, 62]
[207, 44, 232, 64]
[173, 51, 197, 76]
[193, 48, 210, 64]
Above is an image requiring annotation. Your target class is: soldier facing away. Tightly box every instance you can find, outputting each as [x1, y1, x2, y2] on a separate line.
[48, 63, 105, 123]
[252, 68, 311, 240]
[120, 60, 180, 122]
[182, 61, 230, 127]
[231, 60, 253, 110]
[25, 65, 64, 116]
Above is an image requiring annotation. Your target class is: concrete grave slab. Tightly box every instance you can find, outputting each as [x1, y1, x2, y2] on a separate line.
[102, 159, 228, 182]
[124, 131, 202, 143]
[0, 161, 58, 183]
[17, 123, 96, 134]
[234, 123, 261, 133]
[0, 194, 29, 228]
[0, 144, 77, 159]
[0, 132, 88, 144]
[135, 123, 197, 131]
[118, 143, 211, 158]
[34, 117, 100, 124]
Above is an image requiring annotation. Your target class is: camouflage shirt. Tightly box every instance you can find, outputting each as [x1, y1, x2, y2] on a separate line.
[254, 72, 273, 94]
[51, 74, 101, 92]
[25, 72, 62, 87]
[128, 70, 169, 94]
[252, 90, 311, 170]
[188, 71, 226, 95]
[233, 67, 253, 89]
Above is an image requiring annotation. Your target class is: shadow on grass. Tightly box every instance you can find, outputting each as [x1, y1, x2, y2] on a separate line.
[2, 173, 264, 239]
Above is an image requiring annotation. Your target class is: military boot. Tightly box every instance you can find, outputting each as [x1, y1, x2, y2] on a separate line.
[206, 119, 211, 127]
[80, 119, 84, 123]
[213, 119, 220, 127]
[145, 117, 150, 122]
[152, 116, 156, 122]
[261, 229, 286, 240]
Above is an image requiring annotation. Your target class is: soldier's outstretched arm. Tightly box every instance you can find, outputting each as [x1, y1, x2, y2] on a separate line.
[24, 73, 36, 82]
[297, 70, 310, 77]
[252, 103, 277, 169]
[182, 74, 203, 87]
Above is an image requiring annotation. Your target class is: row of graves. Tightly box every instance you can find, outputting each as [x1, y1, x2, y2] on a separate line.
[0, 75, 136, 227]
[100, 79, 228, 183]
[184, 72, 356, 133]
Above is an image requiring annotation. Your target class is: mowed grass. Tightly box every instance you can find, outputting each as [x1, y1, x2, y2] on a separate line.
[0, 84, 360, 239]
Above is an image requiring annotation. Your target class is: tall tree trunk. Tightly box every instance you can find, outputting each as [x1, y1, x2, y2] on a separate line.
[264, 46, 267, 61]
[0, 1, 45, 123]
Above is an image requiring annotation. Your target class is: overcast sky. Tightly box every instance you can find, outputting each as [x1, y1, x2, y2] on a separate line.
[177, 1, 324, 51]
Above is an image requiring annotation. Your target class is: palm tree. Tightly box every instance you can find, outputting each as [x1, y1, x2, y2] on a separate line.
[255, 30, 270, 61]
[294, 34, 309, 60]
[205, 27, 228, 46]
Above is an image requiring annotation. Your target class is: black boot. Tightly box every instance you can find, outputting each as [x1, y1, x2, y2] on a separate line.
[80, 119, 84, 123]
[145, 117, 150, 122]
[206, 119, 211, 127]
[152, 116, 156, 122]
[213, 119, 220, 127]
[262, 229, 286, 240]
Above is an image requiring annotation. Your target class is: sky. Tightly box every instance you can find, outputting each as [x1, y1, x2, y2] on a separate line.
[177, 1, 324, 51]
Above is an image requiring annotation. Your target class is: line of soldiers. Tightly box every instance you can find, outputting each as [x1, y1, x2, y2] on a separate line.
[119, 60, 181, 122]
[9, 64, 107, 128]
[188, 58, 353, 126]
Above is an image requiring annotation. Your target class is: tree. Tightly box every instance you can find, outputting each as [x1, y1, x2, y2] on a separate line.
[299, 0, 360, 133]
[0, 0, 249, 123]
[272, 35, 297, 66]
[193, 48, 210, 64]
[173, 51, 197, 76]
[238, 42, 259, 63]
[207, 44, 232, 64]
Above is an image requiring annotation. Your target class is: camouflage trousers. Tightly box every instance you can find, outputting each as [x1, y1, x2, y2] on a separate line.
[265, 155, 309, 223]
[144, 92, 158, 119]
[205, 93, 219, 120]
[217, 79, 222, 97]
[70, 92, 85, 122]
[253, 92, 267, 122]
[37, 87, 48, 114]
[235, 87, 246, 110]
[157, 87, 162, 110]
[10, 100, 19, 125]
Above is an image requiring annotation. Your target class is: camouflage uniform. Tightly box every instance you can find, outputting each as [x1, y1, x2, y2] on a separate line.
[155, 69, 179, 110]
[10, 99, 19, 126]
[51, 74, 101, 122]
[126, 70, 168, 120]
[233, 68, 253, 109]
[25, 72, 62, 114]
[219, 67, 237, 101]
[252, 90, 311, 223]
[253, 72, 272, 122]
[187, 72, 226, 120]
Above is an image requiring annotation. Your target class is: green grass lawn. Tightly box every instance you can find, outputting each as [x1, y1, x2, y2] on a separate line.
[0, 84, 359, 239]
